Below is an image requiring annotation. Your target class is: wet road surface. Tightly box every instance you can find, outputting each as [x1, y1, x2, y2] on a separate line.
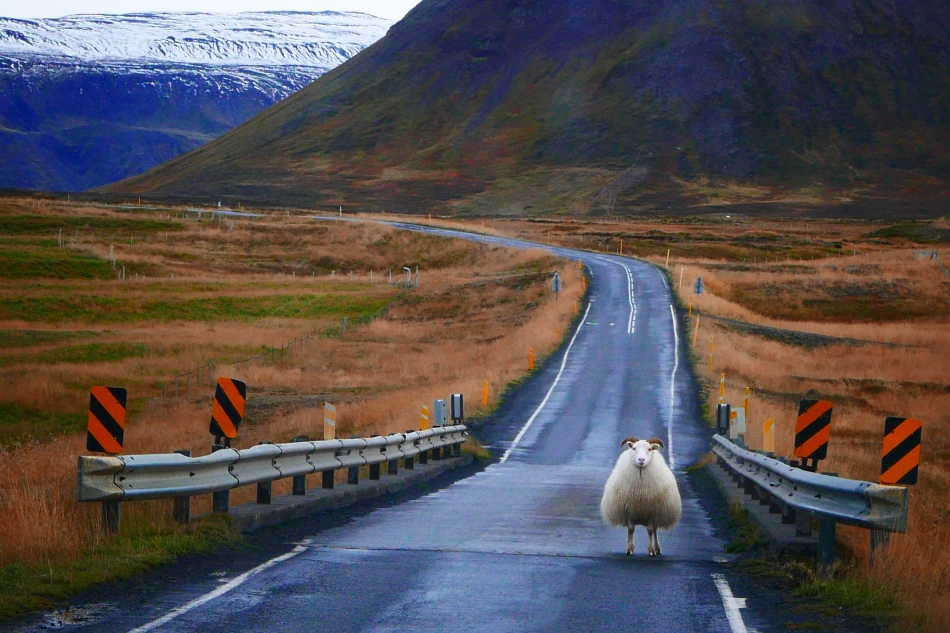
[10, 226, 799, 633]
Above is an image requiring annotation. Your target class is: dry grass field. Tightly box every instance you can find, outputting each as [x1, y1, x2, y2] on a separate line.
[0, 200, 582, 615]
[497, 215, 948, 632]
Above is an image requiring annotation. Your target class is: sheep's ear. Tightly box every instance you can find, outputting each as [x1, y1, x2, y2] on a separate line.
[620, 436, 639, 449]
[647, 437, 664, 450]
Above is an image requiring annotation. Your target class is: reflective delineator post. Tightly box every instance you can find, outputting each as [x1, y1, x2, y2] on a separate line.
[529, 349, 535, 371]
[719, 374, 725, 404]
[482, 381, 489, 406]
[744, 387, 751, 422]
[763, 419, 775, 454]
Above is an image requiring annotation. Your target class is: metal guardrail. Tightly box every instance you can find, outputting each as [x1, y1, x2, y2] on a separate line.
[712, 434, 908, 568]
[78, 426, 468, 503]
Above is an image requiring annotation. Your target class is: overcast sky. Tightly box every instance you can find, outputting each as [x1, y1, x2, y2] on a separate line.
[0, 1, 422, 21]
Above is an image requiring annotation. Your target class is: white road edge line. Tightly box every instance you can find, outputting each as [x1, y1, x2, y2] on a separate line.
[712, 573, 751, 633]
[499, 301, 593, 464]
[668, 304, 679, 470]
[126, 541, 312, 633]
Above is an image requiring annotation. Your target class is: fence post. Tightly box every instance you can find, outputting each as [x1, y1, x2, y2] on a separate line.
[173, 449, 192, 523]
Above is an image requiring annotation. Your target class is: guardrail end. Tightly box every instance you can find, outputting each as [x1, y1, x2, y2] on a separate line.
[77, 455, 125, 502]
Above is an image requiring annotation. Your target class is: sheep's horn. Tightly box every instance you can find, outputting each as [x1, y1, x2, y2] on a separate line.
[647, 437, 665, 448]
[620, 437, 639, 447]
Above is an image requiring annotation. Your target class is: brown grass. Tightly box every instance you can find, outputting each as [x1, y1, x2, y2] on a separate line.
[0, 201, 583, 577]
[500, 215, 949, 631]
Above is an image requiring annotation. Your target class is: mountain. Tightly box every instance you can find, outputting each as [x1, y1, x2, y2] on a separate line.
[105, 0, 950, 217]
[0, 11, 392, 191]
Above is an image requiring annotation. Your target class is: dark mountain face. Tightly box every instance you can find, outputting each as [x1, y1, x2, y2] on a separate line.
[109, 0, 950, 215]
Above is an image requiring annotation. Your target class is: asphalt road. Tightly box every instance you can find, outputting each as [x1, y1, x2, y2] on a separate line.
[7, 226, 872, 633]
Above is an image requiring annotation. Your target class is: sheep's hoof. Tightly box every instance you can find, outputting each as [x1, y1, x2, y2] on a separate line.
[625, 547, 633, 555]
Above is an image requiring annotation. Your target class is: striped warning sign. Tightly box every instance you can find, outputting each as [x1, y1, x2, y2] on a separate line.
[87, 386, 128, 454]
[795, 399, 833, 461]
[209, 378, 247, 440]
[881, 417, 922, 485]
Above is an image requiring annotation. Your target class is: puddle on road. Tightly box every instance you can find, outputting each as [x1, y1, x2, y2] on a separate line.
[32, 603, 116, 630]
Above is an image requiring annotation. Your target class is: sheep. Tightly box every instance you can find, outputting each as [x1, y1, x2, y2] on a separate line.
[600, 437, 682, 556]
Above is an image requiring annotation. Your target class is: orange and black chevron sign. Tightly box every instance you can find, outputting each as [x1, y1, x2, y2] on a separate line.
[795, 399, 833, 461]
[86, 386, 128, 454]
[209, 378, 247, 440]
[881, 417, 922, 486]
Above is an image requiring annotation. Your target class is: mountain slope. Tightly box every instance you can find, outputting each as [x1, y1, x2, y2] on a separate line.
[0, 11, 392, 191]
[106, 0, 950, 215]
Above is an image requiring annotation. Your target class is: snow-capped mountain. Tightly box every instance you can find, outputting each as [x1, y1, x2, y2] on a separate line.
[0, 11, 393, 192]
[0, 11, 388, 69]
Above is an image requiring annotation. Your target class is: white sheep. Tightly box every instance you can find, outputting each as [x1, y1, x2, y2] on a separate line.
[600, 437, 682, 556]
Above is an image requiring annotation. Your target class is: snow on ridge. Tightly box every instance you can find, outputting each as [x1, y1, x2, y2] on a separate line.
[0, 11, 393, 68]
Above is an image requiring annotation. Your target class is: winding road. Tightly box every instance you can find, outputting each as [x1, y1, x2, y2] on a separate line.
[9, 225, 813, 633]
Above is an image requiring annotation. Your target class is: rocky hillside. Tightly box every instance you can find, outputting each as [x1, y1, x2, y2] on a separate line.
[106, 0, 950, 217]
[0, 11, 391, 191]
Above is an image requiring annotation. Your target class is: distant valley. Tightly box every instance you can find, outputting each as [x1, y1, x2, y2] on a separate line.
[0, 11, 392, 192]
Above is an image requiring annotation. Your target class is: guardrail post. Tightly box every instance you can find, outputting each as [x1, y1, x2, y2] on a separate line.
[102, 501, 120, 534]
[817, 519, 837, 572]
[419, 446, 428, 465]
[348, 465, 360, 484]
[256, 442, 273, 504]
[404, 431, 415, 470]
[795, 511, 812, 537]
[453, 441, 461, 456]
[211, 444, 230, 513]
[173, 449, 192, 523]
[388, 456, 399, 476]
[369, 462, 381, 480]
[292, 436, 308, 495]
[322, 469, 335, 490]
[870, 528, 891, 566]
[781, 503, 797, 525]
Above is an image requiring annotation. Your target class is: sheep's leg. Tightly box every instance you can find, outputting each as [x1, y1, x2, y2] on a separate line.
[648, 526, 661, 556]
[626, 526, 635, 555]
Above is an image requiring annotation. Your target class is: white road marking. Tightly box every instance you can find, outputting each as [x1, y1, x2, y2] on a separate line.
[712, 573, 751, 633]
[499, 302, 593, 463]
[596, 256, 636, 334]
[126, 541, 312, 633]
[668, 304, 679, 470]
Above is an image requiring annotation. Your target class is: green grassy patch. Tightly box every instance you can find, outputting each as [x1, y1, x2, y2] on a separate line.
[0, 330, 95, 350]
[0, 403, 83, 448]
[0, 215, 182, 237]
[741, 557, 900, 621]
[0, 246, 114, 280]
[0, 513, 241, 621]
[0, 293, 392, 324]
[863, 222, 950, 244]
[725, 503, 769, 553]
[0, 342, 148, 367]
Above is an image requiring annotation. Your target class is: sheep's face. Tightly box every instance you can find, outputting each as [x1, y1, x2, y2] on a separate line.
[622, 438, 664, 470]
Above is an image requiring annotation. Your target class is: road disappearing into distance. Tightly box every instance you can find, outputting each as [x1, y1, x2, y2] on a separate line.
[22, 222, 777, 633]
